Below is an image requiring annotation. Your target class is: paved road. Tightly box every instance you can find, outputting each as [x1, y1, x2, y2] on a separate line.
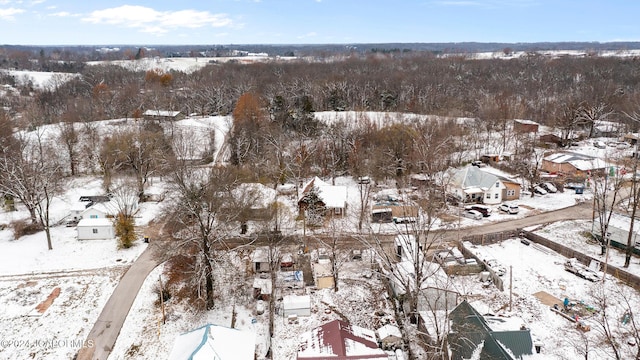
[76, 244, 162, 360]
[450, 200, 594, 239]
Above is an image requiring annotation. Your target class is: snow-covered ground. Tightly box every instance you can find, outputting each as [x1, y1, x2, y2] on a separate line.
[0, 69, 79, 90]
[463, 237, 640, 360]
[0, 111, 639, 359]
[86, 56, 297, 74]
[0, 176, 161, 360]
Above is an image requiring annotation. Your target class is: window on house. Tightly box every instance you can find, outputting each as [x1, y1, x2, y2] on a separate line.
[92, 228, 98, 234]
[495, 182, 499, 188]
[90, 215, 98, 219]
[494, 193, 499, 199]
[507, 189, 515, 196]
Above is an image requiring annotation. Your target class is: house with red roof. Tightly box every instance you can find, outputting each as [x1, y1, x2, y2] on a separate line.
[297, 319, 389, 359]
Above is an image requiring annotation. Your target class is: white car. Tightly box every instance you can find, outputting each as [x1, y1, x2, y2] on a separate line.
[461, 209, 483, 220]
[534, 186, 548, 195]
[541, 182, 557, 193]
[499, 203, 519, 214]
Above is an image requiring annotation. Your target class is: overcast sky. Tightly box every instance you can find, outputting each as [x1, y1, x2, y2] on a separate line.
[1, 0, 639, 46]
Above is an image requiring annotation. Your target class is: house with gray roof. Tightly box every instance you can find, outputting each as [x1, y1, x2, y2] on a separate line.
[449, 166, 519, 205]
[541, 152, 609, 178]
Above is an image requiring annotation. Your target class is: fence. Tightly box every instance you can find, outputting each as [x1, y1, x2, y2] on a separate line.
[458, 228, 640, 292]
[520, 230, 640, 291]
[458, 230, 522, 292]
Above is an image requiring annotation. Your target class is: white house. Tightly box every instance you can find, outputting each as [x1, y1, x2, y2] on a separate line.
[449, 166, 506, 205]
[81, 205, 109, 220]
[77, 218, 114, 240]
[168, 324, 255, 360]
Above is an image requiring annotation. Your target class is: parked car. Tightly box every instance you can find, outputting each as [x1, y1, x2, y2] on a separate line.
[471, 160, 487, 168]
[465, 204, 492, 217]
[357, 176, 371, 184]
[461, 209, 483, 220]
[541, 182, 557, 193]
[594, 141, 606, 149]
[65, 219, 79, 227]
[534, 186, 548, 195]
[499, 203, 519, 214]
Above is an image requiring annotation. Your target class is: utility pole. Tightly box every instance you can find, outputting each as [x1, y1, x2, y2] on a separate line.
[159, 275, 166, 324]
[509, 265, 513, 312]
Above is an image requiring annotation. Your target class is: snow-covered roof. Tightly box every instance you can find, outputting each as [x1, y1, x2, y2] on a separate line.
[376, 324, 402, 340]
[144, 109, 182, 117]
[391, 260, 449, 296]
[282, 294, 310, 310]
[168, 323, 256, 360]
[543, 152, 609, 171]
[77, 218, 112, 227]
[299, 177, 347, 209]
[297, 320, 387, 359]
[251, 247, 270, 263]
[450, 166, 501, 190]
[232, 183, 277, 209]
[513, 119, 539, 126]
[252, 278, 272, 295]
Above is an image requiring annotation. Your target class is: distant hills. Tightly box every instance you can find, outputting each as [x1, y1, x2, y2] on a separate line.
[3, 42, 640, 58]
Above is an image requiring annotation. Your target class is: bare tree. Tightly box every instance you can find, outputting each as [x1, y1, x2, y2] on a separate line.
[0, 130, 63, 249]
[166, 163, 252, 310]
[103, 122, 171, 200]
[57, 120, 80, 176]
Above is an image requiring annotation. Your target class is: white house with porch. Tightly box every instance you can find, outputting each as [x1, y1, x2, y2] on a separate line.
[449, 166, 506, 205]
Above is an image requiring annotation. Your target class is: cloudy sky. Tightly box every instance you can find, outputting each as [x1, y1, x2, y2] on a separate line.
[1, 0, 639, 45]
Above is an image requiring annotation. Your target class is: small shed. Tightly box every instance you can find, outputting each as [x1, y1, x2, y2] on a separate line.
[252, 277, 272, 300]
[377, 324, 403, 350]
[371, 206, 393, 223]
[313, 261, 334, 289]
[251, 247, 270, 272]
[77, 218, 114, 240]
[513, 119, 540, 133]
[282, 294, 311, 317]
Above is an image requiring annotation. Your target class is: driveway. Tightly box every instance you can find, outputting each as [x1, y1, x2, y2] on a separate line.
[76, 243, 162, 360]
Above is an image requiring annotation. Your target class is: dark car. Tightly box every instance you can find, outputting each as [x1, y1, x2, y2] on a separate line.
[464, 204, 492, 217]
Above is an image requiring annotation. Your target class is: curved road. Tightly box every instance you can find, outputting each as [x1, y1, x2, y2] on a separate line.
[75, 199, 598, 360]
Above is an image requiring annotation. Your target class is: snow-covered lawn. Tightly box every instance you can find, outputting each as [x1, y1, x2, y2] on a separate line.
[463, 238, 640, 360]
[0, 176, 161, 360]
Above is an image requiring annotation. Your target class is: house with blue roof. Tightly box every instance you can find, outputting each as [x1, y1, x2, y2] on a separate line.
[168, 323, 255, 360]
